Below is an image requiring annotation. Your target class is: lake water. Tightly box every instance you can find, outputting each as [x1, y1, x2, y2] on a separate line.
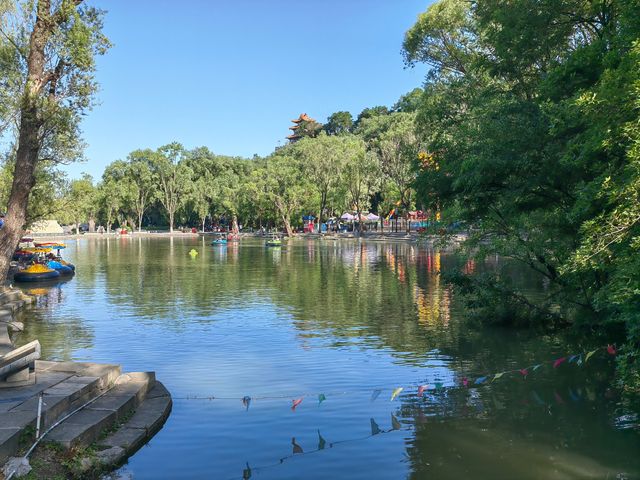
[14, 237, 640, 479]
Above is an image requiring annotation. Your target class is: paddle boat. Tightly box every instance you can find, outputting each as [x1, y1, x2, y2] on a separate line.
[265, 234, 283, 247]
[211, 233, 227, 245]
[14, 263, 61, 282]
[46, 260, 75, 276]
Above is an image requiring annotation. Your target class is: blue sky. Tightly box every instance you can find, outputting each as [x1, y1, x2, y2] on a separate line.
[68, 0, 431, 179]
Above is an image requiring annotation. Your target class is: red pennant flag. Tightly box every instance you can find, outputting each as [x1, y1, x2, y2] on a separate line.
[291, 398, 303, 411]
[418, 385, 428, 397]
[519, 368, 528, 378]
[553, 357, 566, 368]
[607, 344, 616, 356]
[462, 377, 469, 388]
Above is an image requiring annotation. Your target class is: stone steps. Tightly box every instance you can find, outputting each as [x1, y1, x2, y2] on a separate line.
[83, 382, 172, 470]
[0, 362, 121, 464]
[45, 372, 156, 449]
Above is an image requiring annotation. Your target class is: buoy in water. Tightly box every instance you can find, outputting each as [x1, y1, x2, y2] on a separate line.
[189, 249, 198, 257]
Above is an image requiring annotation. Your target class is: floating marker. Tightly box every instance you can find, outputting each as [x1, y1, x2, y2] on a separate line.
[553, 357, 567, 368]
[462, 377, 469, 387]
[291, 398, 303, 410]
[242, 396, 251, 411]
[607, 344, 616, 356]
[493, 372, 505, 381]
[417, 385, 428, 397]
[318, 394, 326, 405]
[519, 368, 528, 378]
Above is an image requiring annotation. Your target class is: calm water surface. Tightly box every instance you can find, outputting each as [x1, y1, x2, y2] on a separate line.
[14, 237, 640, 479]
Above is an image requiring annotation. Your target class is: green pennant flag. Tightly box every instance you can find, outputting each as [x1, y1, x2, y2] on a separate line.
[391, 387, 403, 401]
[434, 382, 443, 390]
[493, 372, 505, 382]
[318, 394, 326, 405]
[585, 349, 598, 363]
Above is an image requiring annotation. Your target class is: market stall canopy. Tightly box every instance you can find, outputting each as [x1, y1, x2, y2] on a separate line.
[340, 213, 355, 221]
[366, 213, 380, 221]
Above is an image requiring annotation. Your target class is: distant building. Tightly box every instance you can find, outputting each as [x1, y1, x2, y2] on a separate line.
[287, 113, 317, 143]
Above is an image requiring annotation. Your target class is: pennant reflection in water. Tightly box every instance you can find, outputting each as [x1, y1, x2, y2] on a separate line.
[317, 430, 326, 450]
[318, 393, 326, 405]
[370, 418, 381, 436]
[242, 462, 251, 479]
[391, 414, 401, 431]
[291, 437, 303, 454]
[242, 396, 251, 411]
[371, 389, 382, 402]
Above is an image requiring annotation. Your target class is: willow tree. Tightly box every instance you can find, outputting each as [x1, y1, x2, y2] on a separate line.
[0, 0, 109, 279]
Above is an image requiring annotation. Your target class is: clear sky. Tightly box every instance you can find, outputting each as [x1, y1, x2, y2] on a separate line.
[67, 0, 431, 179]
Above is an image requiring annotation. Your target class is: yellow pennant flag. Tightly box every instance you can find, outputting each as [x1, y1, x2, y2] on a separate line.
[585, 349, 598, 363]
[390, 387, 403, 401]
[493, 372, 505, 382]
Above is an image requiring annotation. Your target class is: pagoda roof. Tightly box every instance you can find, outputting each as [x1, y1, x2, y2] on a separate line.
[291, 113, 315, 123]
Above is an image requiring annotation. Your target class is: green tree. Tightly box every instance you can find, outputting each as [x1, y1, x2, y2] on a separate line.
[58, 174, 97, 234]
[0, 0, 110, 279]
[323, 111, 353, 135]
[127, 150, 157, 232]
[151, 143, 193, 232]
[341, 137, 374, 235]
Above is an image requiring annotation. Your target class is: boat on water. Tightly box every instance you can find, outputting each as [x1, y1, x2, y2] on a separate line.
[265, 234, 283, 247]
[14, 263, 61, 282]
[211, 233, 228, 245]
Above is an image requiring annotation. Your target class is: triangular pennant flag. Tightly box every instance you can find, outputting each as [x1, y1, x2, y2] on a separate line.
[474, 376, 487, 385]
[318, 394, 326, 405]
[371, 389, 382, 402]
[607, 344, 616, 356]
[242, 396, 251, 411]
[434, 382, 443, 391]
[370, 418, 381, 436]
[519, 368, 528, 378]
[391, 413, 401, 430]
[533, 364, 543, 371]
[576, 355, 583, 366]
[391, 387, 403, 401]
[568, 355, 578, 363]
[462, 377, 469, 387]
[554, 391, 564, 404]
[585, 349, 598, 362]
[493, 372, 505, 382]
[291, 437, 303, 454]
[553, 357, 567, 368]
[291, 398, 303, 410]
[417, 385, 428, 397]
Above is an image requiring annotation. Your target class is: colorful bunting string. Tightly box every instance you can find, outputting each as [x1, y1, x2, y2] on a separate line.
[177, 344, 618, 410]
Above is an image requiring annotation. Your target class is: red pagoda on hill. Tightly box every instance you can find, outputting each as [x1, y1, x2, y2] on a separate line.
[287, 113, 316, 143]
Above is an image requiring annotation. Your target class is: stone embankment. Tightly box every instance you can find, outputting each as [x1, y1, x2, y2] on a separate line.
[0, 287, 171, 479]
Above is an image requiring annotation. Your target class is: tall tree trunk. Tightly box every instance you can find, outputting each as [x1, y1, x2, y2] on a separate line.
[201, 217, 205, 233]
[169, 211, 174, 233]
[232, 215, 239, 235]
[0, 1, 52, 280]
[0, 108, 40, 279]
[282, 214, 294, 237]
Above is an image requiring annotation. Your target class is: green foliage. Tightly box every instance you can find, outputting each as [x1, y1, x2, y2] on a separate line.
[323, 111, 353, 135]
[405, 0, 640, 388]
